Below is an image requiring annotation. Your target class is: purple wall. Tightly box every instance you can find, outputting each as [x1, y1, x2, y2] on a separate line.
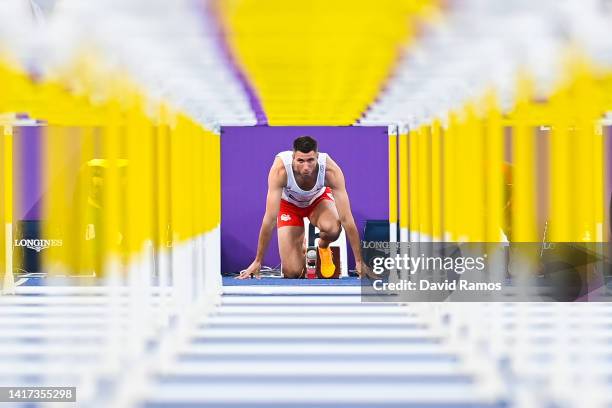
[221, 126, 389, 274]
[15, 126, 82, 221]
[17, 126, 42, 220]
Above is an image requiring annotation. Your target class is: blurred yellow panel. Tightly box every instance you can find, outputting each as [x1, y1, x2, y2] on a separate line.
[454, 110, 469, 241]
[399, 132, 409, 231]
[466, 103, 485, 242]
[549, 84, 572, 242]
[217, 0, 439, 124]
[442, 112, 458, 241]
[2, 124, 12, 287]
[418, 125, 432, 238]
[431, 120, 442, 240]
[408, 129, 418, 239]
[511, 74, 537, 242]
[484, 91, 504, 242]
[156, 105, 172, 253]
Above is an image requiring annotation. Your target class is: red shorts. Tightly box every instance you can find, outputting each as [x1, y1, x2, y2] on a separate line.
[277, 187, 334, 228]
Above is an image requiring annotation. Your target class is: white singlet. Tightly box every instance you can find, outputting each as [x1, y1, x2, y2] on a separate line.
[276, 150, 328, 208]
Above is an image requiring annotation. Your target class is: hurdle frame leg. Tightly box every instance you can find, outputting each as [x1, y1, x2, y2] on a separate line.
[2, 124, 15, 295]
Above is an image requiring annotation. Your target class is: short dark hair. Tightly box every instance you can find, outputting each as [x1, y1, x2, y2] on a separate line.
[293, 136, 318, 153]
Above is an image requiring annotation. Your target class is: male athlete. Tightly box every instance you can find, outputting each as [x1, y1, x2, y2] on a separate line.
[237, 136, 370, 279]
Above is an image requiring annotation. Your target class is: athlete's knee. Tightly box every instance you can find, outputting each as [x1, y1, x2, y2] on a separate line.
[282, 265, 304, 279]
[319, 220, 342, 241]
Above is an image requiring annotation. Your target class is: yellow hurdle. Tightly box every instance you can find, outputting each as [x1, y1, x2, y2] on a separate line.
[419, 125, 432, 240]
[549, 79, 572, 242]
[408, 128, 419, 241]
[172, 114, 191, 243]
[398, 130, 409, 240]
[572, 57, 604, 242]
[511, 73, 538, 242]
[124, 89, 152, 262]
[548, 54, 607, 242]
[442, 112, 459, 241]
[454, 108, 471, 241]
[466, 102, 486, 241]
[571, 58, 593, 242]
[484, 90, 504, 242]
[431, 120, 442, 241]
[1, 51, 222, 285]
[2, 124, 13, 292]
[100, 79, 123, 279]
[156, 103, 173, 263]
[76, 126, 95, 276]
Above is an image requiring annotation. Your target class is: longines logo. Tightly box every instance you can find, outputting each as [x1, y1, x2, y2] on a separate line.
[362, 241, 392, 254]
[14, 239, 63, 252]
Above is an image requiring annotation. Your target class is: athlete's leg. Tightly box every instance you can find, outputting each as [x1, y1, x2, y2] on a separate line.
[308, 200, 342, 248]
[277, 226, 306, 278]
[308, 199, 342, 278]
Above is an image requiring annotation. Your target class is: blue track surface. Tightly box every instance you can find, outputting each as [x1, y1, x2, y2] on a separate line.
[222, 277, 362, 286]
[18, 275, 363, 287]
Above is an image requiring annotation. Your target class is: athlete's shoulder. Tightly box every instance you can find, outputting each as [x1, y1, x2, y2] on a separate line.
[269, 156, 287, 187]
[324, 154, 341, 172]
[324, 155, 344, 187]
[276, 150, 293, 161]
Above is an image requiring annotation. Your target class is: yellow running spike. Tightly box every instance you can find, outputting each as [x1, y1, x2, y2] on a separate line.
[318, 245, 335, 278]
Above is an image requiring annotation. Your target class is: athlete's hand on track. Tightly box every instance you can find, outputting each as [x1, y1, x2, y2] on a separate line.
[237, 260, 262, 279]
[356, 261, 377, 280]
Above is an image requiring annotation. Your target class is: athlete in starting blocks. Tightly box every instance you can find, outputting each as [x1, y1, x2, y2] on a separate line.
[237, 136, 370, 279]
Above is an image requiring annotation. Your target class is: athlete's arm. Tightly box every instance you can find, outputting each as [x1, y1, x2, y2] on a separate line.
[325, 157, 372, 278]
[237, 158, 286, 279]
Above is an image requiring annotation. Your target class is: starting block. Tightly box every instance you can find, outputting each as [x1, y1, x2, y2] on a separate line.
[303, 217, 347, 278]
[305, 246, 341, 279]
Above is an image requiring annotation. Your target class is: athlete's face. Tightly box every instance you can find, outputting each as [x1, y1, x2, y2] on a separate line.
[292, 150, 318, 177]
